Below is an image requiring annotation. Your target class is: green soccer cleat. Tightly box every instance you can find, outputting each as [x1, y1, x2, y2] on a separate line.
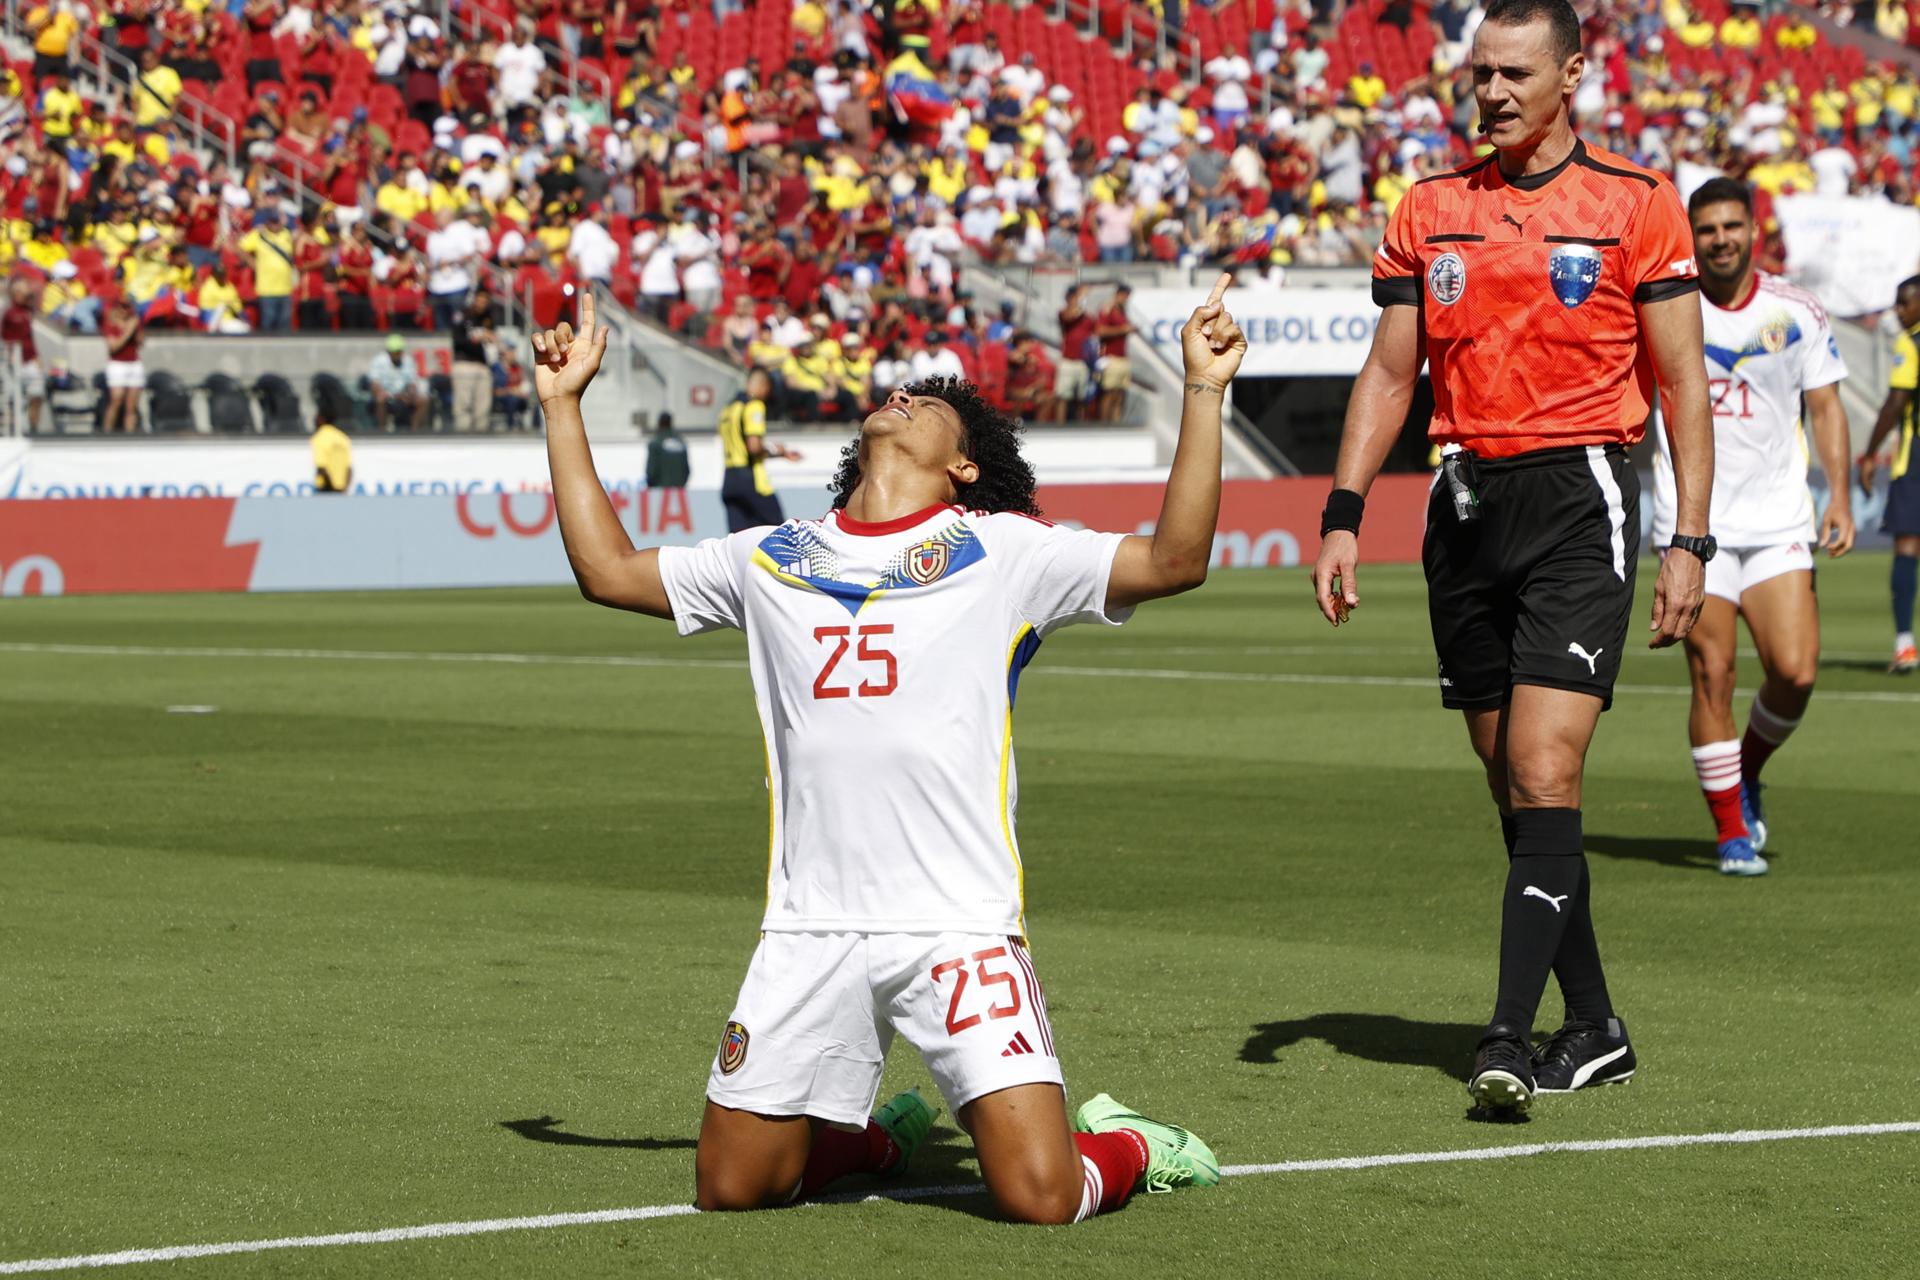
[1072, 1092, 1220, 1193]
[871, 1088, 938, 1176]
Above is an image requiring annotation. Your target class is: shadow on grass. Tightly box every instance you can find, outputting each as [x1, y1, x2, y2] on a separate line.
[1240, 1012, 1484, 1082]
[499, 1116, 698, 1150]
[1819, 657, 1902, 674]
[1585, 833, 1719, 871]
[500, 1115, 1007, 1218]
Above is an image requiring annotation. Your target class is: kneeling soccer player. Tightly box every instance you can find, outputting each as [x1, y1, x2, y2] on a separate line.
[1660, 179, 1855, 877]
[533, 280, 1245, 1223]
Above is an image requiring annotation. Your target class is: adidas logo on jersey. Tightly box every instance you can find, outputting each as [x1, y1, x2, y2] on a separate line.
[1001, 1032, 1038, 1057]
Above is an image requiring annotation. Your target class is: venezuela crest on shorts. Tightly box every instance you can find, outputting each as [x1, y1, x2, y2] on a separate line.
[719, 1021, 750, 1075]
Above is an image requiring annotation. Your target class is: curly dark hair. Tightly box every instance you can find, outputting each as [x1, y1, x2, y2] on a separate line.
[828, 377, 1042, 517]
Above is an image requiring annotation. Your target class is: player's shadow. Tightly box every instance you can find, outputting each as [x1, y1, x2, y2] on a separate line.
[1240, 1012, 1483, 1082]
[498, 1116, 698, 1150]
[1584, 833, 1719, 871]
[821, 1122, 1007, 1220]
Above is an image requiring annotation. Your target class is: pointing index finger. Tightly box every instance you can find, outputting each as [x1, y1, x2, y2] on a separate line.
[579, 288, 596, 335]
[1205, 271, 1232, 308]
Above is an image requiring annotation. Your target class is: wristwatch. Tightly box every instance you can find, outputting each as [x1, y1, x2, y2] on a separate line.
[1669, 533, 1717, 564]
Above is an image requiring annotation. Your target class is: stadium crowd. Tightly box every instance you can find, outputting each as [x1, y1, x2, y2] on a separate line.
[3, 0, 1919, 425]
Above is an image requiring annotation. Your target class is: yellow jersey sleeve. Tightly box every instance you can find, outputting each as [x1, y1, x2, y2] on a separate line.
[1892, 332, 1919, 391]
[744, 401, 766, 437]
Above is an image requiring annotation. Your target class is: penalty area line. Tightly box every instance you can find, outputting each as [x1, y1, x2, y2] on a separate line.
[3, 1122, 1916, 1274]
[3, 642, 1917, 706]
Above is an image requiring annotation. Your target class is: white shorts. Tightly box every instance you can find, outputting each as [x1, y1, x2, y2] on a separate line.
[707, 931, 1064, 1126]
[1698, 541, 1815, 604]
[19, 360, 46, 400]
[105, 361, 146, 390]
[1053, 360, 1088, 399]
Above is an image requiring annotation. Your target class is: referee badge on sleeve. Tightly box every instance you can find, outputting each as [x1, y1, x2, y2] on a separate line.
[1428, 253, 1466, 306]
[1549, 244, 1603, 308]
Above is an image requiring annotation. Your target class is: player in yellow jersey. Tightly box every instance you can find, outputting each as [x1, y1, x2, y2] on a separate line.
[1860, 275, 1920, 673]
[718, 368, 801, 532]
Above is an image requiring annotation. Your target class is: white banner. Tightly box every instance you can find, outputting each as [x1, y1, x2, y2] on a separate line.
[0, 431, 1162, 501]
[1774, 194, 1920, 317]
[1132, 287, 1380, 377]
[0, 438, 655, 500]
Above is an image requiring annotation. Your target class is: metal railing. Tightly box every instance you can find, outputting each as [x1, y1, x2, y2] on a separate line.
[72, 32, 241, 169]
[438, 0, 615, 122]
[1048, 0, 1204, 81]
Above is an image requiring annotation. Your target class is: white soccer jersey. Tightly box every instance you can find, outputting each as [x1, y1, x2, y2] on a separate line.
[1654, 272, 1848, 547]
[658, 503, 1130, 936]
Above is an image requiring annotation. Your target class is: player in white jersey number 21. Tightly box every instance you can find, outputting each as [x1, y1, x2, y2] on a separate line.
[533, 281, 1246, 1224]
[1654, 178, 1855, 877]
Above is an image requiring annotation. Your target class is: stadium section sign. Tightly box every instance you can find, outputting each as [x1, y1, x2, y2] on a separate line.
[1133, 288, 1380, 377]
[1773, 195, 1920, 317]
[0, 476, 1435, 596]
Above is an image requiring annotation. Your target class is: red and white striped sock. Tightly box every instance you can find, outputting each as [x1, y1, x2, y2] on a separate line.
[1691, 740, 1748, 843]
[1072, 1129, 1149, 1221]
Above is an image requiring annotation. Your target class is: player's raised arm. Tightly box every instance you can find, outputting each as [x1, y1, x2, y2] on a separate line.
[1641, 291, 1711, 647]
[1105, 272, 1246, 611]
[1311, 303, 1422, 626]
[535, 290, 674, 618]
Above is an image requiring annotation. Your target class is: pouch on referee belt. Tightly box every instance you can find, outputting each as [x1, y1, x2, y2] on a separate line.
[1440, 446, 1480, 525]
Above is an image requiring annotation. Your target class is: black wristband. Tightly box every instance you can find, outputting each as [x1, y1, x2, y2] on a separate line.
[1320, 488, 1365, 537]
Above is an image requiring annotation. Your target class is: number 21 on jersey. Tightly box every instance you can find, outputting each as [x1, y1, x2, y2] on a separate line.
[1709, 377, 1753, 421]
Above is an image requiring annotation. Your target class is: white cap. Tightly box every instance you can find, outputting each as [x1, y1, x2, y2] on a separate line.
[137, 226, 159, 243]
[1195, 125, 1215, 143]
[1106, 135, 1128, 154]
[1048, 85, 1072, 103]
[53, 260, 79, 279]
[674, 139, 700, 159]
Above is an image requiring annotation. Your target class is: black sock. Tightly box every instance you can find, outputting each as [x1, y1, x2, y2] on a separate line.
[1552, 858, 1615, 1025]
[1491, 808, 1585, 1038]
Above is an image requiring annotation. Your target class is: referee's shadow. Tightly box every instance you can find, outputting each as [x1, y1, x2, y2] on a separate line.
[1584, 833, 1720, 871]
[1239, 1012, 1483, 1082]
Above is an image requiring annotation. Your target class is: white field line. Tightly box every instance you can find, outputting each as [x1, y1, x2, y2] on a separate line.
[3, 642, 1918, 706]
[2, 1121, 1916, 1274]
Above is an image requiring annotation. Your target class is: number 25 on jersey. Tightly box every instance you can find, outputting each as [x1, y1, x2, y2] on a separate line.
[813, 624, 898, 699]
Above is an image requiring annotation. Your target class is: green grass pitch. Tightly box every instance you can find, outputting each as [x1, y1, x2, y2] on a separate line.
[3, 555, 1916, 1278]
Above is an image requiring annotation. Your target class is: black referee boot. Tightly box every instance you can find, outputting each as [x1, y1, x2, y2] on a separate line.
[1532, 1017, 1636, 1094]
[1467, 1024, 1535, 1116]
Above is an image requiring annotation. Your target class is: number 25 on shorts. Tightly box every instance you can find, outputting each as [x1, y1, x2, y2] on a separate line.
[931, 946, 1022, 1036]
[812, 624, 898, 699]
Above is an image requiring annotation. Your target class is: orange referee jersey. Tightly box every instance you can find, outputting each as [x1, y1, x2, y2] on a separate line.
[1372, 138, 1699, 459]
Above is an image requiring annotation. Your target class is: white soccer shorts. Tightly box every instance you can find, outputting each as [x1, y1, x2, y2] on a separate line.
[1699, 541, 1815, 604]
[104, 360, 146, 390]
[705, 931, 1064, 1126]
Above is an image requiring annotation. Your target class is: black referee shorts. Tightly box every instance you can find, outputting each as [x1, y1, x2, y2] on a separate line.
[1424, 444, 1640, 712]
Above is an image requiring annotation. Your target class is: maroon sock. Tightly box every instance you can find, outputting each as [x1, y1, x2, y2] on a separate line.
[1072, 1130, 1149, 1218]
[1740, 725, 1780, 782]
[797, 1121, 899, 1198]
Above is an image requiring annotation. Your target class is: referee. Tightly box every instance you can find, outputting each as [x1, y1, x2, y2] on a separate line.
[1310, 0, 1714, 1115]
